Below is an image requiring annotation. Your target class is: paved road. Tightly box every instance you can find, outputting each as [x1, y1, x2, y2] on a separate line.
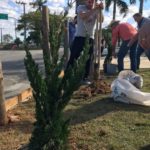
[0, 50, 44, 87]
[0, 50, 45, 98]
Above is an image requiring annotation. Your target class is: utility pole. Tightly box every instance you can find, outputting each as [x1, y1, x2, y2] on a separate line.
[16, 1, 26, 43]
[15, 19, 17, 39]
[0, 28, 3, 44]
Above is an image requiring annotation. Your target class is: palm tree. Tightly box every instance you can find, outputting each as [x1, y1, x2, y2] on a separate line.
[105, 0, 128, 20]
[129, 0, 147, 14]
[139, 0, 144, 14]
[30, 0, 47, 12]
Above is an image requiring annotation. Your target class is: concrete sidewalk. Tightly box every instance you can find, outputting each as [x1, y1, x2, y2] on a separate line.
[100, 56, 150, 69]
[0, 50, 149, 110]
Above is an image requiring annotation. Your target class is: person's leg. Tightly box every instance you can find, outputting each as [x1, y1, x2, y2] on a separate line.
[117, 40, 129, 72]
[67, 37, 85, 68]
[145, 49, 150, 61]
[84, 38, 94, 78]
[136, 45, 144, 69]
[101, 46, 104, 55]
[130, 41, 138, 72]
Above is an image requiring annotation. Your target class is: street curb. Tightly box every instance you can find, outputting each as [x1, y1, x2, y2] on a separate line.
[5, 87, 32, 111]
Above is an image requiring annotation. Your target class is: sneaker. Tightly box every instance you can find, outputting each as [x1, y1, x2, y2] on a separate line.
[81, 79, 92, 85]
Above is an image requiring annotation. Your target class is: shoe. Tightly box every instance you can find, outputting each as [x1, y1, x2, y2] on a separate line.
[81, 79, 92, 85]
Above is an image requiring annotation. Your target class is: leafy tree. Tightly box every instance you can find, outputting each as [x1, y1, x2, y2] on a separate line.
[14, 37, 22, 47]
[16, 11, 67, 48]
[3, 34, 13, 43]
[16, 11, 42, 47]
[105, 0, 128, 20]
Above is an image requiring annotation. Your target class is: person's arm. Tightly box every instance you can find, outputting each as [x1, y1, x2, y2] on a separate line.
[111, 27, 119, 57]
[98, 12, 104, 23]
[79, 3, 103, 22]
[112, 45, 116, 57]
[139, 23, 150, 50]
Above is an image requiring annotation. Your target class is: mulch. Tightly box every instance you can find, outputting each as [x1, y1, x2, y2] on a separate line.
[73, 79, 111, 99]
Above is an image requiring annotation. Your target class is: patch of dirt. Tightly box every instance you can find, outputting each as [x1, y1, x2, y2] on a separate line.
[73, 80, 111, 99]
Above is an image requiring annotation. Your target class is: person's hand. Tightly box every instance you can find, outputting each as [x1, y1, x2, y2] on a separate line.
[95, 2, 104, 10]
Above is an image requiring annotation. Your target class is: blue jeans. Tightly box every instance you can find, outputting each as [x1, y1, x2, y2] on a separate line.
[117, 40, 137, 72]
[145, 49, 150, 61]
[136, 45, 144, 69]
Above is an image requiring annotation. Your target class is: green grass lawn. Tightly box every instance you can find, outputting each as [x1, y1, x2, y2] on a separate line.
[66, 69, 150, 150]
[0, 69, 150, 150]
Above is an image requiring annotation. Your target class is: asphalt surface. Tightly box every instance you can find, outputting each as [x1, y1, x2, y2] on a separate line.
[0, 50, 44, 99]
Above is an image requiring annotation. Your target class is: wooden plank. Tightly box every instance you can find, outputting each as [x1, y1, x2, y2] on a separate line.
[5, 96, 18, 111]
[5, 88, 32, 111]
[18, 88, 32, 102]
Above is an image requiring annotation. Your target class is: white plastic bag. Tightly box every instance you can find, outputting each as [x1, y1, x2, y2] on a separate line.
[111, 79, 150, 106]
[118, 70, 143, 89]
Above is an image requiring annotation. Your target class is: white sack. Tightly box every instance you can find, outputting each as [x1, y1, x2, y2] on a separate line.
[111, 79, 150, 106]
[118, 70, 143, 89]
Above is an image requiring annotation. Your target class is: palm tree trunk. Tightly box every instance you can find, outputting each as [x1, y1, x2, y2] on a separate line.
[113, 0, 117, 20]
[139, 0, 144, 14]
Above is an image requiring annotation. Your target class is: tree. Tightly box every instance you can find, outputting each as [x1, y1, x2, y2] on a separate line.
[14, 37, 22, 47]
[24, 6, 89, 150]
[3, 34, 13, 43]
[30, 0, 47, 12]
[139, 0, 144, 14]
[129, 0, 147, 14]
[16, 11, 42, 47]
[105, 0, 128, 20]
[16, 11, 65, 47]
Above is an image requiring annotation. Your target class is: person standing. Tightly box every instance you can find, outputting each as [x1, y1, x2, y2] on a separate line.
[67, 0, 103, 84]
[110, 21, 138, 72]
[138, 21, 150, 60]
[132, 13, 150, 69]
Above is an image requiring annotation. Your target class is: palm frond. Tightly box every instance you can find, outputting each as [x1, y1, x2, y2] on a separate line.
[117, 0, 128, 17]
[105, 0, 112, 11]
[129, 0, 136, 4]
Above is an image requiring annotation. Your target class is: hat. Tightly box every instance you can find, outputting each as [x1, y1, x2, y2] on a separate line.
[109, 20, 120, 27]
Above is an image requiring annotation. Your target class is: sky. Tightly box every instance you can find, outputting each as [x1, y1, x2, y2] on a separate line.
[0, 0, 150, 41]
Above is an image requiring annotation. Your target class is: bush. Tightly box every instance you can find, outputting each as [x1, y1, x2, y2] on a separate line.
[24, 13, 89, 150]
